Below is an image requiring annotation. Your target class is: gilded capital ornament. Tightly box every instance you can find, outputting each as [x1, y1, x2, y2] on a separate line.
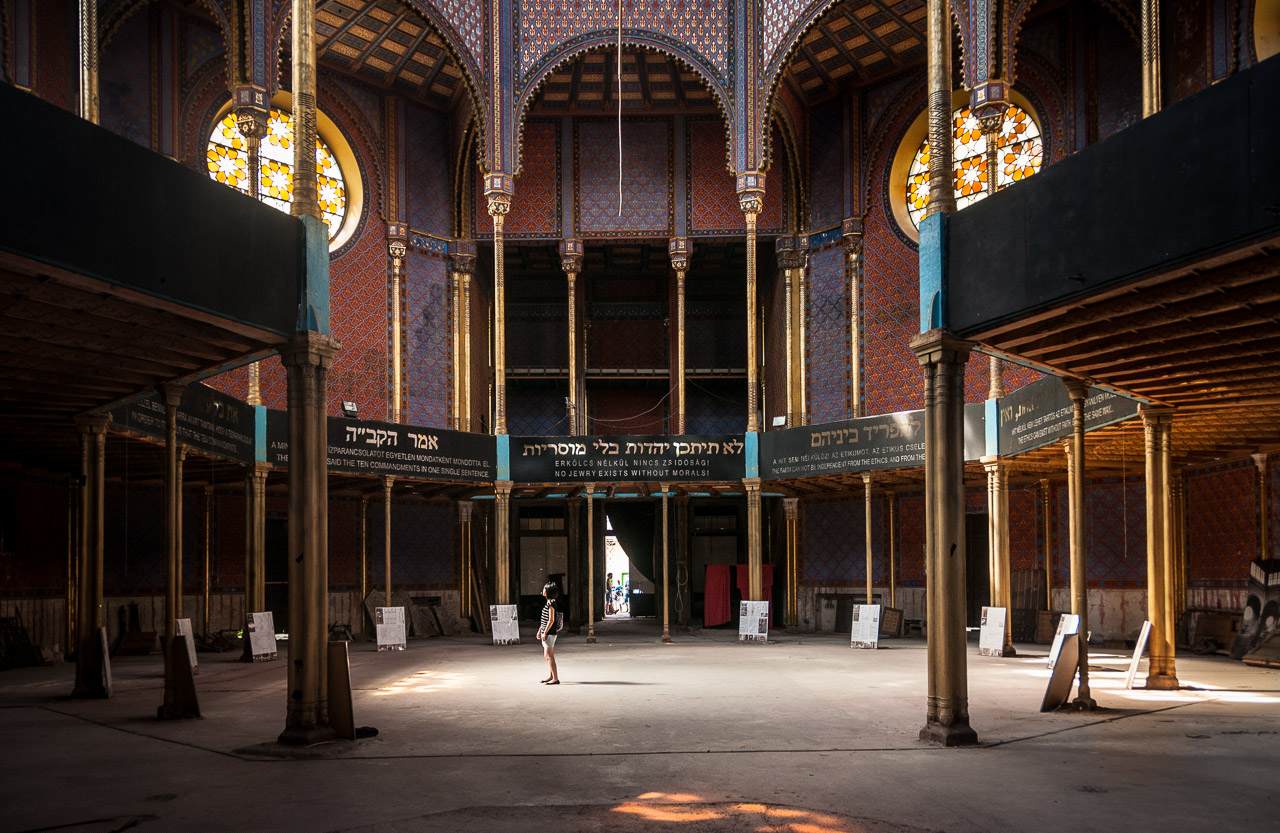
[668, 237, 691, 272]
[559, 237, 584, 275]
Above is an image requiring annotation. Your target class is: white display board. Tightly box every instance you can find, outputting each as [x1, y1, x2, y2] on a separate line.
[1046, 613, 1081, 669]
[738, 601, 770, 643]
[247, 611, 278, 660]
[490, 604, 521, 646]
[375, 606, 407, 651]
[1125, 620, 1153, 690]
[978, 606, 1008, 657]
[850, 604, 881, 649]
[175, 617, 198, 672]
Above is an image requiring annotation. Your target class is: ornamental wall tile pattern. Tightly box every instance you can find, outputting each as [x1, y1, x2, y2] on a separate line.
[800, 496, 886, 585]
[406, 104, 453, 236]
[432, 0, 487, 68]
[508, 383, 567, 434]
[1186, 462, 1258, 582]
[806, 245, 848, 423]
[860, 201, 921, 415]
[406, 252, 451, 428]
[369, 501, 456, 588]
[516, 0, 731, 82]
[762, 0, 812, 71]
[577, 119, 671, 235]
[328, 497, 360, 588]
[330, 222, 392, 418]
[1009, 487, 1039, 572]
[476, 120, 561, 236]
[688, 118, 739, 232]
[895, 493, 926, 585]
[1053, 477, 1147, 587]
[684, 383, 745, 434]
[808, 99, 844, 230]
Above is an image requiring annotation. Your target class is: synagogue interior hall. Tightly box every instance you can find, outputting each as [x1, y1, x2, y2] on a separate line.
[1, 2, 1278, 831]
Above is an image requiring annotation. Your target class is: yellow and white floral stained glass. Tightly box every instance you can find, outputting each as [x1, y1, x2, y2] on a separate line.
[905, 104, 1042, 229]
[206, 108, 347, 238]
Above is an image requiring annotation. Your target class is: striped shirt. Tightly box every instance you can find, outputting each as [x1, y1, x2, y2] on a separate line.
[538, 601, 556, 639]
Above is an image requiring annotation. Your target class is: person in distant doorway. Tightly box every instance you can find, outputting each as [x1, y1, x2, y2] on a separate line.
[604, 572, 615, 615]
[537, 581, 561, 685]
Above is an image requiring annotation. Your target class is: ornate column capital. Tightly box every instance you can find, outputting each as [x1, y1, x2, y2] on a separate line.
[449, 240, 478, 276]
[559, 237, 584, 275]
[668, 237, 691, 272]
[74, 412, 111, 434]
[783, 497, 799, 518]
[910, 330, 973, 367]
[458, 500, 473, 522]
[775, 235, 808, 271]
[1063, 377, 1091, 402]
[841, 217, 864, 259]
[735, 171, 766, 215]
[233, 85, 269, 133]
[484, 172, 514, 217]
[387, 223, 408, 260]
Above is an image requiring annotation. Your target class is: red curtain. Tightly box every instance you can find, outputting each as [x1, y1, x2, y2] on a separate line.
[703, 564, 732, 627]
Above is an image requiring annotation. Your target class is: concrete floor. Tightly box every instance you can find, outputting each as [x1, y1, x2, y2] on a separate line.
[1, 620, 1277, 832]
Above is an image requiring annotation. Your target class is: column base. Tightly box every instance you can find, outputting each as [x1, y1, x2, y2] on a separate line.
[585, 633, 597, 644]
[1144, 673, 1180, 691]
[277, 725, 338, 746]
[1066, 695, 1098, 710]
[1001, 645, 1018, 658]
[70, 632, 109, 699]
[661, 633, 673, 644]
[919, 720, 979, 747]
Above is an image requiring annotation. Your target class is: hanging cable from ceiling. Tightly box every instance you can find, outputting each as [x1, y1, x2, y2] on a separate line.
[617, 0, 623, 216]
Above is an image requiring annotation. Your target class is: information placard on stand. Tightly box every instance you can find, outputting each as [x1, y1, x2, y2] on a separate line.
[375, 606, 407, 651]
[879, 607, 904, 638]
[850, 604, 881, 649]
[490, 605, 520, 645]
[175, 617, 198, 673]
[1040, 632, 1080, 712]
[1125, 620, 1153, 690]
[738, 601, 770, 643]
[247, 611, 277, 661]
[978, 606, 1008, 657]
[1046, 613, 1081, 669]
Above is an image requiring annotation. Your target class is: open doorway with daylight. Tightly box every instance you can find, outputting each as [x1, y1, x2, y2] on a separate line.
[602, 505, 657, 621]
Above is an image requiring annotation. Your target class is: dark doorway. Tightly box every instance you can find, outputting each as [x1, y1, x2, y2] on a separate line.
[265, 515, 288, 632]
[965, 513, 990, 628]
[516, 505, 568, 621]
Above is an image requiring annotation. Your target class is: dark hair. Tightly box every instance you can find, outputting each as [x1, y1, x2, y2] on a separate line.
[542, 581, 559, 601]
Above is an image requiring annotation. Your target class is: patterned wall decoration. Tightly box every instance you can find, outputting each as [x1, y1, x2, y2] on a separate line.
[685, 382, 745, 434]
[101, 10, 152, 152]
[430, 0, 486, 70]
[330, 223, 392, 417]
[508, 382, 568, 435]
[686, 302, 745, 369]
[475, 119, 561, 238]
[181, 15, 225, 83]
[406, 251, 451, 428]
[805, 245, 849, 424]
[895, 493, 925, 585]
[1009, 487, 1039, 572]
[369, 500, 456, 588]
[509, 304, 567, 368]
[515, 0, 732, 85]
[406, 103, 453, 237]
[1053, 476, 1147, 587]
[1271, 461, 1279, 560]
[328, 497, 360, 588]
[576, 119, 672, 236]
[800, 495, 886, 585]
[1186, 461, 1258, 582]
[687, 118, 785, 234]
[808, 98, 844, 230]
[761, 0, 813, 76]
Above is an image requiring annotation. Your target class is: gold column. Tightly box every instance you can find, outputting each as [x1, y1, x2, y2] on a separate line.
[202, 486, 213, 637]
[494, 481, 512, 605]
[162, 384, 185, 638]
[738, 176, 765, 433]
[1255, 452, 1270, 564]
[560, 239, 584, 433]
[236, 95, 268, 405]
[1041, 478, 1052, 610]
[780, 241, 795, 425]
[911, 330, 976, 746]
[450, 246, 477, 432]
[383, 476, 394, 601]
[71, 414, 109, 698]
[77, 0, 99, 123]
[585, 486, 597, 643]
[359, 496, 368, 602]
[661, 484, 672, 643]
[450, 270, 462, 428]
[988, 356, 1004, 400]
[1063, 380, 1096, 707]
[1172, 469, 1186, 617]
[924, 0, 956, 219]
[485, 179, 512, 435]
[984, 457, 1015, 655]
[797, 254, 808, 426]
[66, 479, 78, 658]
[887, 490, 897, 608]
[458, 501, 473, 618]
[862, 472, 874, 603]
[783, 497, 799, 626]
[843, 220, 864, 418]
[1142, 0, 1162, 117]
[670, 238, 690, 434]
[388, 236, 407, 423]
[745, 478, 763, 600]
[1141, 405, 1179, 688]
[245, 464, 268, 614]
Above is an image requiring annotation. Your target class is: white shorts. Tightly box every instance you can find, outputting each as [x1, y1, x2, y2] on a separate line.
[541, 633, 558, 651]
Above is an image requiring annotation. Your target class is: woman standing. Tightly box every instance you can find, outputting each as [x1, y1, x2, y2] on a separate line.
[537, 581, 561, 685]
